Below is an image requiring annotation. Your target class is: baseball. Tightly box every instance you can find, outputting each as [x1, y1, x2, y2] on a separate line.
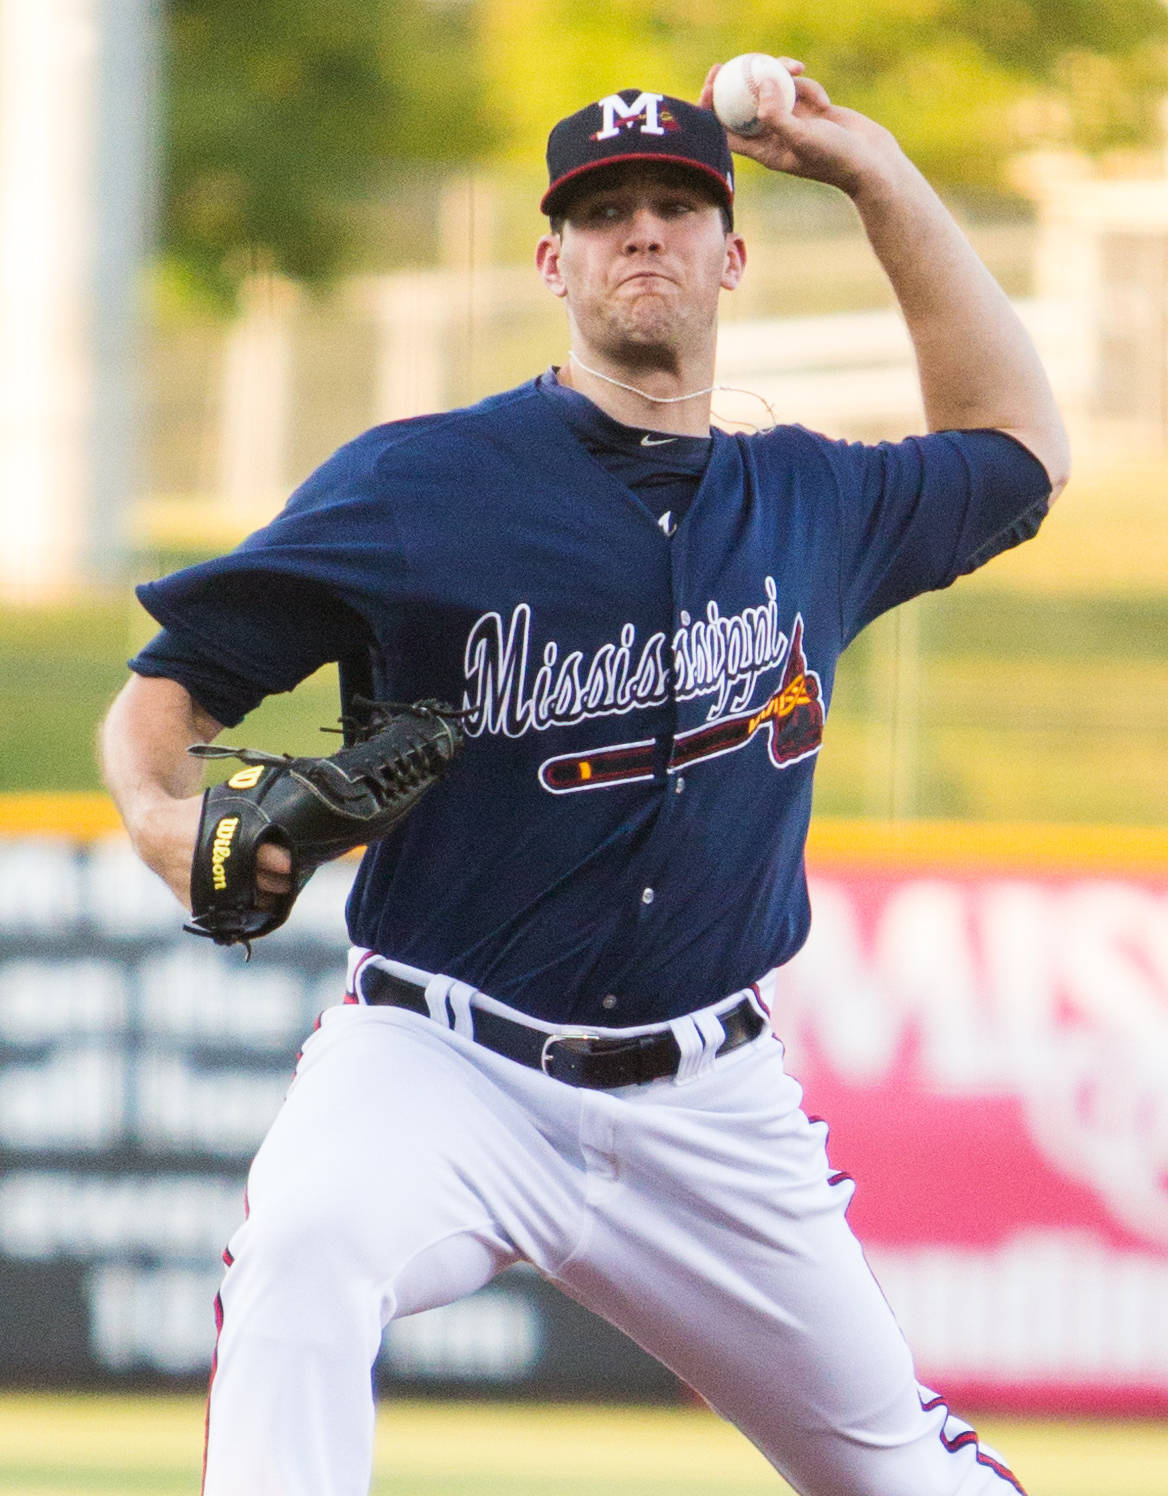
[712, 53, 796, 137]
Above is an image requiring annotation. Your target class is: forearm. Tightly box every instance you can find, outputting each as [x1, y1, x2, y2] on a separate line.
[850, 149, 1070, 495]
[99, 673, 222, 907]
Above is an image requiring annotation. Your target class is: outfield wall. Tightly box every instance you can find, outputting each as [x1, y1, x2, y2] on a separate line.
[0, 797, 1165, 1409]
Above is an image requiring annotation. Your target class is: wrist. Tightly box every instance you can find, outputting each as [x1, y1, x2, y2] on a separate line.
[125, 791, 205, 908]
[845, 137, 918, 210]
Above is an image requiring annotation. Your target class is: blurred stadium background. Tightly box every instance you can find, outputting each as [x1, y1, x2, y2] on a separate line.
[1, 1, 1167, 1491]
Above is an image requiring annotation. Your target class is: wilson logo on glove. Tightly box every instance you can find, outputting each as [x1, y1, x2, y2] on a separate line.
[183, 700, 465, 956]
[227, 765, 266, 790]
[210, 816, 240, 891]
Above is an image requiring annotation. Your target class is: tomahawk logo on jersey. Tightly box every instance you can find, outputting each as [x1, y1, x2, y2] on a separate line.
[538, 615, 824, 793]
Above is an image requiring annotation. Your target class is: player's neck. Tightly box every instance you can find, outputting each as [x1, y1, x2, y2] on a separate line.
[557, 351, 715, 437]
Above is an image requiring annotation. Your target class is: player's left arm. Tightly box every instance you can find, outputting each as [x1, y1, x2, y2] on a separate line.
[700, 62, 1071, 504]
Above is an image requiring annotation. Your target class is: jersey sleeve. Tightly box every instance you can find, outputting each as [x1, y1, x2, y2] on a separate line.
[132, 428, 405, 702]
[129, 621, 330, 728]
[818, 428, 1051, 644]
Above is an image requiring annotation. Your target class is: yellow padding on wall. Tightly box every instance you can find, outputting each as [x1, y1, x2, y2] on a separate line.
[806, 818, 1168, 872]
[0, 793, 122, 837]
[0, 795, 1164, 872]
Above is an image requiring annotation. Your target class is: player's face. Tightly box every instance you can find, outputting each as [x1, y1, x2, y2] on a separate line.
[536, 165, 745, 371]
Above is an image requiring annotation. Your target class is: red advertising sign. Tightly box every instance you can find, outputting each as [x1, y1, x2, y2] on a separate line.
[771, 862, 1168, 1412]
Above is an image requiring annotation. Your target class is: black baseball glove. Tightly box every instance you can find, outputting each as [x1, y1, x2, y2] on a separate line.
[183, 699, 464, 953]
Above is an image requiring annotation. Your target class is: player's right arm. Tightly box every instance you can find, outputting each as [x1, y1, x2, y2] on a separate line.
[99, 674, 292, 911]
[700, 62, 1070, 504]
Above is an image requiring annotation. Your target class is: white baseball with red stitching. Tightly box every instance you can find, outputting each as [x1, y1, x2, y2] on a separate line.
[712, 53, 796, 137]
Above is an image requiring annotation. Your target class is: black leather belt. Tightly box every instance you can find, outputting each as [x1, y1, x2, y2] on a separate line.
[357, 965, 766, 1090]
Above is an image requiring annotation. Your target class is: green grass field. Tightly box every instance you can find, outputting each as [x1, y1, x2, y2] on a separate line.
[1, 1394, 1166, 1496]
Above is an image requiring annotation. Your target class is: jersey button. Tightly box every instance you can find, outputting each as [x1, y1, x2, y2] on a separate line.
[601, 994, 618, 1011]
[641, 887, 655, 906]
[674, 776, 685, 794]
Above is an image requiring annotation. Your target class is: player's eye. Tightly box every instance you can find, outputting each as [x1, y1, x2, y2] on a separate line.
[571, 192, 700, 227]
[576, 200, 624, 225]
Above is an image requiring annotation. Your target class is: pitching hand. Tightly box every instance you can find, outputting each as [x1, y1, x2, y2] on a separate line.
[256, 842, 294, 904]
[699, 61, 900, 199]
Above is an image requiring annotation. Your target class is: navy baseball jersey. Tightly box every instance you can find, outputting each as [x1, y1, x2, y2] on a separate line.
[133, 375, 1049, 1025]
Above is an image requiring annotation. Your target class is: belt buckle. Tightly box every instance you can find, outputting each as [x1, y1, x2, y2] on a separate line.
[540, 1032, 602, 1081]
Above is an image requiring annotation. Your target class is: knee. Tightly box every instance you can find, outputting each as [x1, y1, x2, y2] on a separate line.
[220, 1190, 389, 1340]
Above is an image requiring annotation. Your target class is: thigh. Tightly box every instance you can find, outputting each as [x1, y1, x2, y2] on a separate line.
[236, 1005, 588, 1320]
[205, 1008, 594, 1496]
[555, 1045, 1021, 1496]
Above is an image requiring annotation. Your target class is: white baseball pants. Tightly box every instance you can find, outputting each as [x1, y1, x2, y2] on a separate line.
[202, 966, 1025, 1496]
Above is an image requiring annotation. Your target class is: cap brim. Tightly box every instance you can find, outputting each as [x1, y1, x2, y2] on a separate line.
[541, 154, 734, 218]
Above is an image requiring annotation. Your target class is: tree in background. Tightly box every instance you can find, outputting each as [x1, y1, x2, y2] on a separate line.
[162, 0, 490, 308]
[479, 0, 1168, 185]
[162, 0, 1168, 305]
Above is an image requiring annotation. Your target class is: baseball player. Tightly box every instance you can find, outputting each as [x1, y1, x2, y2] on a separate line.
[101, 60, 1068, 1496]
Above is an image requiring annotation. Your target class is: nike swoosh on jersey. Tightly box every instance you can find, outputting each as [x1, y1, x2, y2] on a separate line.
[640, 434, 677, 446]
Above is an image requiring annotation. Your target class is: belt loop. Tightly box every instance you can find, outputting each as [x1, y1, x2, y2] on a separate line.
[423, 975, 454, 1026]
[347, 947, 375, 998]
[445, 980, 476, 1038]
[752, 968, 777, 1018]
[694, 1006, 727, 1060]
[669, 1009, 726, 1085]
[669, 1015, 704, 1085]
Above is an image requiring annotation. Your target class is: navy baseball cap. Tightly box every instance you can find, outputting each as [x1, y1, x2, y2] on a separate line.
[542, 89, 734, 224]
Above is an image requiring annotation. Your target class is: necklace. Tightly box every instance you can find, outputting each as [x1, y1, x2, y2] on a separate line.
[565, 350, 778, 435]
[568, 350, 714, 405]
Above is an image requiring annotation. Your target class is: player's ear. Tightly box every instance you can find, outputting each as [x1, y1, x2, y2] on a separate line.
[536, 232, 568, 299]
[721, 232, 747, 292]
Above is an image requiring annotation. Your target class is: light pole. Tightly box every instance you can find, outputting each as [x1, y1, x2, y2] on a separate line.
[0, 0, 157, 602]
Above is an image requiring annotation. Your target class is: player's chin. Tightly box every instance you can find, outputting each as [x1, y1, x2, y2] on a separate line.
[610, 334, 681, 372]
[611, 305, 683, 354]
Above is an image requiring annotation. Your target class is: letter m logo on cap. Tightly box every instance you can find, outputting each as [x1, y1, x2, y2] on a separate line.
[594, 92, 666, 140]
